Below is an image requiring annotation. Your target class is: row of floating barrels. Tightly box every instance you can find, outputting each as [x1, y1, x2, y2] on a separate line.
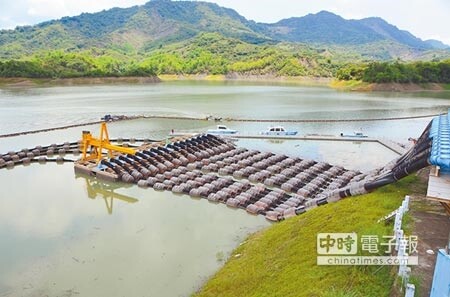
[125, 153, 310, 219]
[277, 169, 363, 196]
[192, 147, 313, 177]
[0, 142, 82, 169]
[177, 145, 364, 197]
[101, 134, 368, 221]
[131, 162, 307, 220]
[0, 156, 68, 168]
[0, 134, 231, 172]
[126, 134, 380, 221]
[0, 134, 371, 221]
[102, 135, 235, 183]
[102, 136, 312, 220]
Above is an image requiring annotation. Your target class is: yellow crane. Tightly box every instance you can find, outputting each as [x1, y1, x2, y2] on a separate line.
[81, 122, 136, 163]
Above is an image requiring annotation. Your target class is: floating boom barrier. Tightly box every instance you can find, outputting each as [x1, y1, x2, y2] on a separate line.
[2, 112, 449, 222]
[0, 113, 442, 139]
[0, 138, 161, 169]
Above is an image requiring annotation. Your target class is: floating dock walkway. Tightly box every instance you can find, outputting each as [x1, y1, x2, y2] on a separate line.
[171, 132, 409, 155]
[0, 113, 440, 139]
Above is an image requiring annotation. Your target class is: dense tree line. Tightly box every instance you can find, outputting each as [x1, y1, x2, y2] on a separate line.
[0, 49, 331, 78]
[0, 51, 156, 78]
[336, 60, 450, 83]
[2, 51, 449, 82]
[0, 52, 198, 78]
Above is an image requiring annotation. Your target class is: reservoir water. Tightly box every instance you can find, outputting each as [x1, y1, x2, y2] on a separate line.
[0, 81, 449, 296]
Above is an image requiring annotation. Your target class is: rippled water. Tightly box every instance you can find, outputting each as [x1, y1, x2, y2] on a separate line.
[1, 81, 449, 135]
[0, 81, 449, 296]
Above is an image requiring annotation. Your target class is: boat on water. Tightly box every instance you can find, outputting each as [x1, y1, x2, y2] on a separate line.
[340, 131, 368, 138]
[260, 126, 298, 136]
[207, 125, 238, 135]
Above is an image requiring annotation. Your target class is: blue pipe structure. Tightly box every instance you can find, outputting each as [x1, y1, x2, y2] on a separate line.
[428, 110, 450, 172]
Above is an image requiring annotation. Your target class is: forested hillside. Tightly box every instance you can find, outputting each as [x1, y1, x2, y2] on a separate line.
[0, 33, 338, 78]
[0, 0, 449, 80]
[336, 60, 450, 83]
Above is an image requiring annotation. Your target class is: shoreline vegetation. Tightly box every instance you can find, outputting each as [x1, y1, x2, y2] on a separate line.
[0, 75, 448, 93]
[335, 60, 450, 91]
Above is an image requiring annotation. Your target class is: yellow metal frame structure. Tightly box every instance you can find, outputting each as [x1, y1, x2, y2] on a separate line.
[81, 122, 136, 163]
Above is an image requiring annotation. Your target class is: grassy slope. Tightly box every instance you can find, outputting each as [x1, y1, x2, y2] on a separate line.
[195, 176, 419, 297]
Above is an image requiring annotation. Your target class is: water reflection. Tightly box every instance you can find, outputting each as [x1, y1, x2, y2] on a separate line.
[0, 164, 269, 297]
[266, 139, 285, 144]
[77, 174, 138, 214]
[237, 138, 399, 171]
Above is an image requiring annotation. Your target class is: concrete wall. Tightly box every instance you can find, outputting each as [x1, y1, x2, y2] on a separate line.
[431, 249, 450, 297]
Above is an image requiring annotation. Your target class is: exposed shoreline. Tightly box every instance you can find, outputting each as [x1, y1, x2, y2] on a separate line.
[0, 75, 332, 88]
[0, 76, 161, 87]
[0, 75, 448, 93]
[330, 79, 448, 92]
[158, 74, 333, 86]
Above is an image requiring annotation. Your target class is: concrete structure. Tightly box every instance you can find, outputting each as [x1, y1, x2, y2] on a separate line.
[427, 111, 450, 214]
[430, 249, 450, 297]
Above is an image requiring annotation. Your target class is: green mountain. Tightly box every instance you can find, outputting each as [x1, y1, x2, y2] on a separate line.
[424, 39, 450, 50]
[259, 11, 384, 45]
[0, 0, 270, 59]
[355, 17, 430, 49]
[258, 11, 439, 51]
[0, 0, 449, 81]
[0, 0, 448, 61]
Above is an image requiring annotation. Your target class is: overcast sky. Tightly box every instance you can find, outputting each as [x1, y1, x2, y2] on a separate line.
[0, 0, 449, 44]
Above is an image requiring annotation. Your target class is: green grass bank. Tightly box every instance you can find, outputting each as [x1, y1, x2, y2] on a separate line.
[195, 176, 420, 297]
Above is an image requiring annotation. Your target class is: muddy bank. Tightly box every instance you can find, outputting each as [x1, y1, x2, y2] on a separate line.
[370, 82, 445, 92]
[159, 73, 332, 86]
[0, 76, 161, 87]
[332, 80, 447, 92]
[1, 76, 446, 93]
[1, 75, 330, 87]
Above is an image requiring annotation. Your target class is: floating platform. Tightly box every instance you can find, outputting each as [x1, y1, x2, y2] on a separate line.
[69, 133, 389, 221]
[0, 116, 440, 222]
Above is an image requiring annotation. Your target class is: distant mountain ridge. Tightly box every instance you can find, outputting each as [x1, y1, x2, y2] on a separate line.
[0, 0, 448, 59]
[258, 12, 437, 50]
[259, 11, 384, 45]
[424, 39, 450, 49]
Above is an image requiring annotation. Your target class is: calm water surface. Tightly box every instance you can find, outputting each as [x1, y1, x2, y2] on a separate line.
[0, 81, 449, 296]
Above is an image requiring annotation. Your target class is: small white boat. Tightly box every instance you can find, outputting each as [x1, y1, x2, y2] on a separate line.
[207, 125, 238, 135]
[260, 126, 298, 136]
[340, 131, 368, 138]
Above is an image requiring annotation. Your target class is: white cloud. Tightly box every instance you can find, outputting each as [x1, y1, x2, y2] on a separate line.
[27, 0, 69, 18]
[26, 0, 148, 19]
[0, 0, 148, 29]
